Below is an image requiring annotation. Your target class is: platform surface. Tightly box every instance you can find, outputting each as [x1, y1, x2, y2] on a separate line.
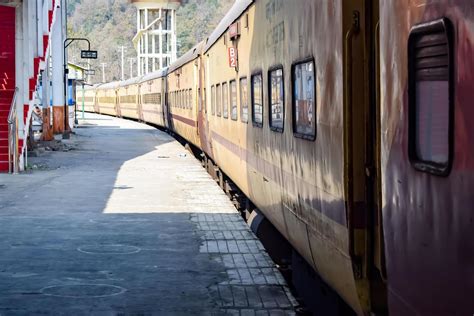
[0, 113, 296, 315]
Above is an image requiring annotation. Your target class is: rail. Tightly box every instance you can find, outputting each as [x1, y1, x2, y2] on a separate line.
[7, 87, 19, 174]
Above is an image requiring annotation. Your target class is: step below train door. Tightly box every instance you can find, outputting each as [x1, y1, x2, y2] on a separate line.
[343, 0, 387, 313]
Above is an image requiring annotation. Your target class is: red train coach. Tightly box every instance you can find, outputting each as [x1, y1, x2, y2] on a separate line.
[380, 0, 474, 314]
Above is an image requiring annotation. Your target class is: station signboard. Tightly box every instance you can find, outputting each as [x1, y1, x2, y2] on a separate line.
[81, 50, 98, 59]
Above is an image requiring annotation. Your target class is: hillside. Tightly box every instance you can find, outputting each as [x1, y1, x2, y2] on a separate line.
[67, 0, 234, 83]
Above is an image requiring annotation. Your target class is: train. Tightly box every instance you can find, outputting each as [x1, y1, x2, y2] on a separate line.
[76, 0, 474, 315]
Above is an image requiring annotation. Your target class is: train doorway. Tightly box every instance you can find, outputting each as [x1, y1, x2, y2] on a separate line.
[343, 0, 387, 313]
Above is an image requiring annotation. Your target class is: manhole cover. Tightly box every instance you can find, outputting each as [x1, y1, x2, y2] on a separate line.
[77, 244, 141, 255]
[41, 284, 126, 298]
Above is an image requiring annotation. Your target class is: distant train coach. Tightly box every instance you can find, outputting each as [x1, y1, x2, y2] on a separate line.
[77, 0, 474, 314]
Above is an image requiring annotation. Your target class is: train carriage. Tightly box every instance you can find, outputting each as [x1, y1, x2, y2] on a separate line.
[138, 68, 168, 128]
[166, 42, 203, 148]
[202, 0, 254, 196]
[379, 0, 474, 314]
[77, 84, 98, 113]
[201, 0, 384, 314]
[117, 78, 140, 120]
[96, 81, 120, 116]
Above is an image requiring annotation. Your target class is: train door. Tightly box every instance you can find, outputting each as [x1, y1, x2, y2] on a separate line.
[197, 56, 212, 156]
[137, 85, 143, 122]
[343, 0, 387, 313]
[114, 89, 120, 117]
[161, 78, 169, 129]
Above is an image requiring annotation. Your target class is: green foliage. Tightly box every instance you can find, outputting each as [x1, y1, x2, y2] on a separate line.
[176, 0, 234, 56]
[68, 0, 234, 83]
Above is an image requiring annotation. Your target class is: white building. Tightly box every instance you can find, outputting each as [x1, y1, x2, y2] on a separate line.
[131, 0, 180, 76]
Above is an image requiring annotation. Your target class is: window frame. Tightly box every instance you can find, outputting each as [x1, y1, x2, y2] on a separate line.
[268, 65, 285, 133]
[222, 81, 229, 119]
[251, 71, 264, 128]
[291, 57, 317, 141]
[407, 17, 454, 177]
[216, 83, 222, 117]
[239, 76, 249, 124]
[230, 79, 238, 121]
[211, 85, 216, 115]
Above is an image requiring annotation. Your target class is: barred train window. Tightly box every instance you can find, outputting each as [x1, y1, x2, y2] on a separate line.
[293, 60, 316, 139]
[269, 68, 284, 131]
[223, 82, 229, 118]
[230, 80, 238, 121]
[240, 78, 249, 123]
[216, 84, 222, 117]
[251, 73, 263, 127]
[211, 85, 216, 115]
[408, 18, 452, 175]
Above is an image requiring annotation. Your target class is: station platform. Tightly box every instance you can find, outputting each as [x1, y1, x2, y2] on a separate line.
[0, 113, 296, 315]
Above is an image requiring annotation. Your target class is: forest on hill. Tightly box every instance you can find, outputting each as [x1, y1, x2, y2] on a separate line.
[67, 0, 234, 83]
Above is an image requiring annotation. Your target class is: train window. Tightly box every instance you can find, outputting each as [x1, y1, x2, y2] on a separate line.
[188, 89, 191, 109]
[216, 84, 222, 117]
[211, 85, 216, 115]
[251, 73, 263, 127]
[240, 77, 249, 123]
[230, 80, 238, 121]
[408, 18, 453, 176]
[292, 60, 316, 140]
[222, 82, 229, 118]
[269, 67, 284, 132]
